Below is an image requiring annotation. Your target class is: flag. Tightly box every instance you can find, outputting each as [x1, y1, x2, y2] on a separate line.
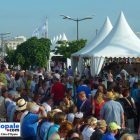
[32, 17, 48, 38]
[38, 17, 48, 38]
[32, 27, 39, 38]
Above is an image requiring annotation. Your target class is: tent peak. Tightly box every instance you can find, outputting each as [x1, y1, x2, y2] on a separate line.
[106, 16, 110, 20]
[120, 11, 124, 15]
[105, 16, 112, 27]
[119, 11, 126, 21]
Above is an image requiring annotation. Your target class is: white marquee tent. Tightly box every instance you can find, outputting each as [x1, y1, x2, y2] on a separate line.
[48, 33, 68, 71]
[61, 33, 68, 41]
[71, 17, 113, 75]
[72, 17, 113, 57]
[82, 12, 140, 76]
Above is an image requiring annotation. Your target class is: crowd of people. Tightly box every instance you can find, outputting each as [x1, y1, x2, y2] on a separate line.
[0, 61, 140, 140]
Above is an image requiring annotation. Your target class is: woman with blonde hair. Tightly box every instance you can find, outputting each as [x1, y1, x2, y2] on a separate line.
[120, 133, 134, 140]
[82, 116, 97, 140]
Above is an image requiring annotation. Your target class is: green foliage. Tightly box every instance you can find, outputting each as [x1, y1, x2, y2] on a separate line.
[5, 37, 51, 69]
[54, 39, 87, 59]
[5, 49, 15, 66]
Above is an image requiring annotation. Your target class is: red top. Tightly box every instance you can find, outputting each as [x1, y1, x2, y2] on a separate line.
[51, 82, 66, 102]
[94, 100, 105, 118]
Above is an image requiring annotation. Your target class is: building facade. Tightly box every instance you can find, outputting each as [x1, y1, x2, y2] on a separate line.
[5, 36, 26, 50]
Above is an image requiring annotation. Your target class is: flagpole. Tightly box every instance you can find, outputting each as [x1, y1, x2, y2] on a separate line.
[45, 16, 48, 38]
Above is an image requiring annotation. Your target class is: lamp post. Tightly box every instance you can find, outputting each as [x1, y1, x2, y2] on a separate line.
[60, 15, 93, 40]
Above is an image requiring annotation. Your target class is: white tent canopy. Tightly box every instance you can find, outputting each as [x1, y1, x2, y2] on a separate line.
[83, 12, 140, 76]
[84, 12, 140, 58]
[71, 17, 113, 75]
[72, 17, 113, 57]
[50, 33, 68, 51]
[58, 34, 62, 41]
[61, 33, 68, 41]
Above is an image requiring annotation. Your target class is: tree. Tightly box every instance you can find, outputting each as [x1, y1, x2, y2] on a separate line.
[5, 48, 15, 67]
[54, 39, 87, 59]
[5, 37, 51, 69]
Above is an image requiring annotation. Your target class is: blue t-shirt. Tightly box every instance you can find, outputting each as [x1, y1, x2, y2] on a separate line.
[36, 121, 52, 140]
[102, 132, 116, 140]
[9, 106, 16, 122]
[21, 112, 39, 138]
[100, 100, 124, 126]
[43, 124, 60, 140]
[7, 103, 16, 122]
[131, 88, 140, 103]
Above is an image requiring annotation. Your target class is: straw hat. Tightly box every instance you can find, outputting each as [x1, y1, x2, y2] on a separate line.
[16, 99, 27, 111]
[106, 91, 115, 100]
[53, 109, 62, 113]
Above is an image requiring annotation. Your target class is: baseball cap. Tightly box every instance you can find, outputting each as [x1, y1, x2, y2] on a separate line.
[109, 122, 121, 131]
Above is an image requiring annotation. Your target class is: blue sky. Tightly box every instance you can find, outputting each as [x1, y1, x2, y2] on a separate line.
[0, 0, 140, 41]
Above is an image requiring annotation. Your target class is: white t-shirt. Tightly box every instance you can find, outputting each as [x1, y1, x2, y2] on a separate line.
[82, 126, 95, 140]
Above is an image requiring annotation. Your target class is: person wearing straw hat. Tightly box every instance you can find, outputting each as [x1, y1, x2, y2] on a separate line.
[100, 91, 125, 128]
[16, 98, 27, 111]
[90, 120, 107, 140]
[14, 98, 28, 122]
[102, 122, 121, 140]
